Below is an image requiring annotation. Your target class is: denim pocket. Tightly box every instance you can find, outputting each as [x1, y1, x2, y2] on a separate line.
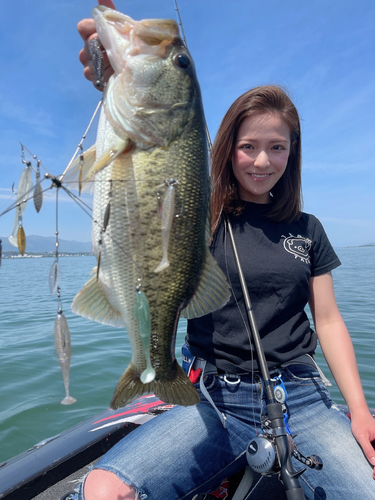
[284, 364, 333, 407]
[284, 364, 321, 383]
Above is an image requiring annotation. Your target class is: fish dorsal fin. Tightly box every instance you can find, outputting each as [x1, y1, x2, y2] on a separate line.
[71, 268, 125, 327]
[180, 250, 231, 319]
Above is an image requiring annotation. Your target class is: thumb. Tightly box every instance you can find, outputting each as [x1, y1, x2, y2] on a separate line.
[356, 433, 375, 466]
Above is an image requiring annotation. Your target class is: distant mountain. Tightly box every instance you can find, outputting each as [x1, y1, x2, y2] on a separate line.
[0, 235, 92, 254]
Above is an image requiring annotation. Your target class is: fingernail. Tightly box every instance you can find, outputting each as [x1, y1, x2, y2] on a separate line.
[370, 457, 375, 466]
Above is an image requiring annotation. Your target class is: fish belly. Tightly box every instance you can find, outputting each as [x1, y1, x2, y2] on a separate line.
[93, 156, 147, 377]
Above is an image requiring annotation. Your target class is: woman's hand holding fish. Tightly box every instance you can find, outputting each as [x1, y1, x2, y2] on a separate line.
[77, 0, 116, 89]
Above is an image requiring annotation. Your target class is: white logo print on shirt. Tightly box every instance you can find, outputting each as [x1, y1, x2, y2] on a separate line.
[282, 234, 312, 264]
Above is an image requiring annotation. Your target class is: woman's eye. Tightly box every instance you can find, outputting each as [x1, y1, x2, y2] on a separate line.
[241, 144, 254, 149]
[272, 145, 285, 150]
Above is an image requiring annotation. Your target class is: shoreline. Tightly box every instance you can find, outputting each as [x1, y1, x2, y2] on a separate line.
[1, 252, 93, 259]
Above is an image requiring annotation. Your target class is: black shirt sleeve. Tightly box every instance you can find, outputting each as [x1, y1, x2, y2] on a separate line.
[309, 215, 341, 276]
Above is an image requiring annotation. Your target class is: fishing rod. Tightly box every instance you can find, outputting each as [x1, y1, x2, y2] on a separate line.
[225, 216, 324, 500]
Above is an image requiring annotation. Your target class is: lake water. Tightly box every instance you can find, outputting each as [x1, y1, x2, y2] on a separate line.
[0, 247, 374, 463]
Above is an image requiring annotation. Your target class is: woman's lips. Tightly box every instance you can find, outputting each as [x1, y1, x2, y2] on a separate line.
[249, 173, 272, 181]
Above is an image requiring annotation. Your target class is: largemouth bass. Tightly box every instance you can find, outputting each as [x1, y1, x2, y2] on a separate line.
[68, 6, 230, 409]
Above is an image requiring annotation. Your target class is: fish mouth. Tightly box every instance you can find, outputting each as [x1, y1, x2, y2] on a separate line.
[92, 6, 195, 148]
[92, 6, 180, 71]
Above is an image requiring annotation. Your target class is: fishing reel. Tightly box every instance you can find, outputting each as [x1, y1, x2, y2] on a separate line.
[246, 431, 323, 475]
[246, 376, 323, 475]
[246, 432, 288, 475]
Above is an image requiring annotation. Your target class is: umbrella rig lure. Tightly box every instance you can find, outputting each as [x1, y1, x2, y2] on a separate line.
[0, 92, 185, 405]
[0, 100, 103, 405]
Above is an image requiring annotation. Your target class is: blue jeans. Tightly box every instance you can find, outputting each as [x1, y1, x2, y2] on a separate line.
[77, 365, 374, 499]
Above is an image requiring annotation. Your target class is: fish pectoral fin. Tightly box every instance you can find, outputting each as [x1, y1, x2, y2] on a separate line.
[71, 267, 125, 327]
[91, 139, 133, 176]
[110, 361, 200, 409]
[59, 137, 130, 193]
[180, 250, 231, 319]
[59, 144, 97, 193]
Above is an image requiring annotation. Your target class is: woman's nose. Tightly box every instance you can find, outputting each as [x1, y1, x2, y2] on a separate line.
[254, 151, 270, 168]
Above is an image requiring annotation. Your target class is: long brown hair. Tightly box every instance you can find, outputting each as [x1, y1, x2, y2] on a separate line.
[211, 85, 302, 233]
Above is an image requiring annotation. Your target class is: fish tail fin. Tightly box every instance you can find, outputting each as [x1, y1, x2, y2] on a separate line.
[61, 395, 77, 405]
[153, 361, 200, 407]
[153, 258, 170, 273]
[110, 361, 200, 409]
[110, 362, 149, 409]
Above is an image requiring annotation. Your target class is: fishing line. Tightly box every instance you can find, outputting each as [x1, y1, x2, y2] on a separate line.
[57, 178, 157, 282]
[173, 0, 212, 151]
[173, 0, 188, 47]
[223, 223, 253, 347]
[60, 184, 93, 218]
[49, 188, 63, 298]
[59, 99, 102, 183]
[48, 172, 167, 284]
[173, 0, 255, 345]
[62, 173, 145, 282]
[0, 143, 54, 220]
[0, 182, 52, 219]
[2, 185, 34, 217]
[93, 217, 144, 285]
[173, 0, 261, 436]
[0, 190, 16, 216]
[61, 177, 173, 186]
[223, 215, 259, 434]
[20, 142, 53, 177]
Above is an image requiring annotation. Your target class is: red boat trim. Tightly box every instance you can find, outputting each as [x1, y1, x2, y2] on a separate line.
[93, 396, 164, 424]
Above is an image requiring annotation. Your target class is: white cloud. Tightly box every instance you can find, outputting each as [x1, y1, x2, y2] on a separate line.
[0, 98, 57, 139]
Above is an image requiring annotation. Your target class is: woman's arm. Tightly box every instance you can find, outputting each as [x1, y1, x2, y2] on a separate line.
[309, 272, 375, 476]
[77, 0, 116, 88]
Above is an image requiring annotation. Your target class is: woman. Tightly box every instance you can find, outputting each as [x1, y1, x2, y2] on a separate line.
[77, 4, 375, 499]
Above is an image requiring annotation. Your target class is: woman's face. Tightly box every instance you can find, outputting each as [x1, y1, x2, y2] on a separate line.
[231, 112, 291, 204]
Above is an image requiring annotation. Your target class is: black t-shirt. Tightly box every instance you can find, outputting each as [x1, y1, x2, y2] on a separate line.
[187, 202, 341, 372]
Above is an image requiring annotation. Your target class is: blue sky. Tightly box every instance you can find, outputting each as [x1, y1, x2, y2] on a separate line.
[0, 0, 374, 247]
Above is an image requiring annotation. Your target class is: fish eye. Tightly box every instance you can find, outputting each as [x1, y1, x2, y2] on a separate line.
[174, 53, 191, 69]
